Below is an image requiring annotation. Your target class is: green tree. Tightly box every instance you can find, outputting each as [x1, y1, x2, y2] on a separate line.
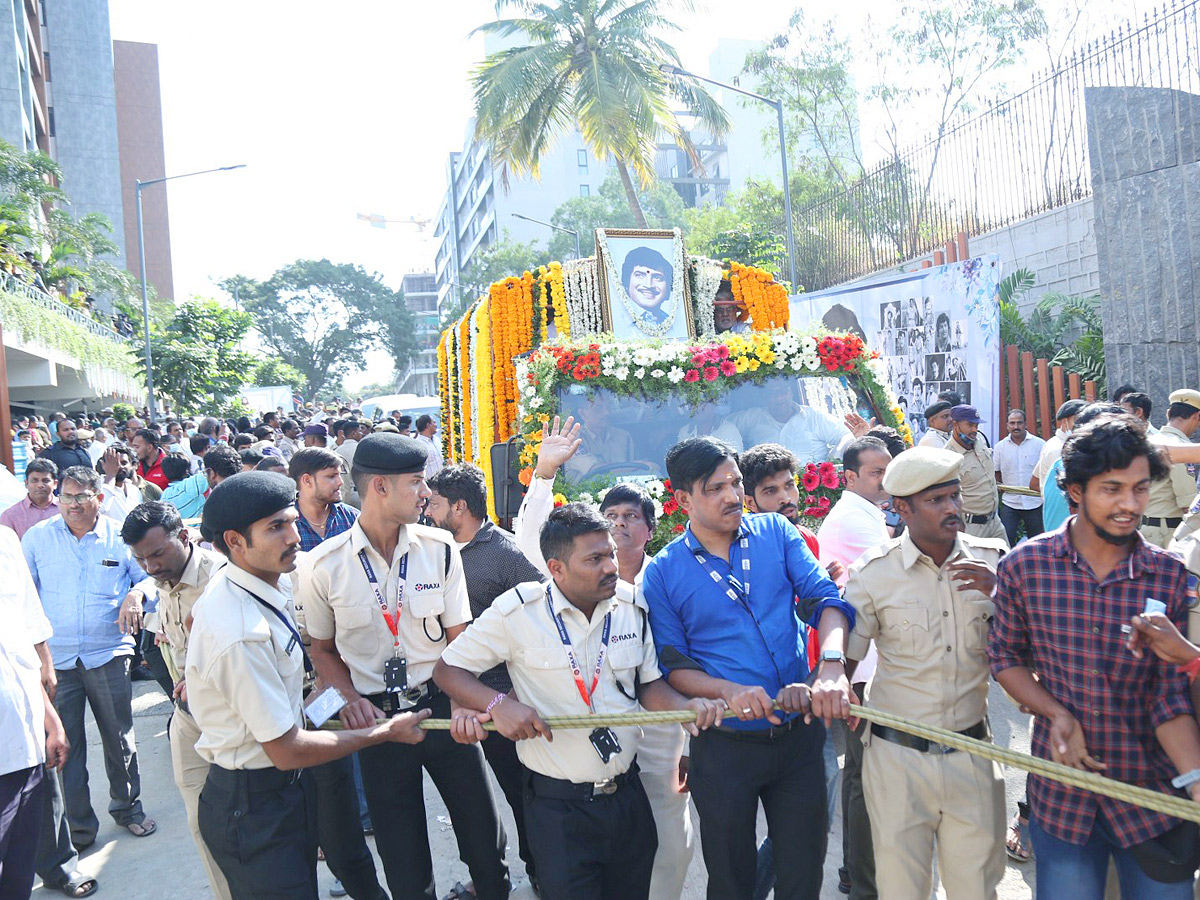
[547, 172, 686, 260]
[0, 142, 63, 273]
[139, 300, 258, 413]
[226, 260, 416, 398]
[472, 0, 730, 227]
[251, 357, 305, 392]
[442, 231, 545, 325]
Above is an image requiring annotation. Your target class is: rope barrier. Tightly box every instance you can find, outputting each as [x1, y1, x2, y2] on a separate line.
[323, 702, 1200, 823]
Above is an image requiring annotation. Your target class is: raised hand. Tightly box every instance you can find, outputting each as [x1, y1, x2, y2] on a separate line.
[535, 415, 583, 480]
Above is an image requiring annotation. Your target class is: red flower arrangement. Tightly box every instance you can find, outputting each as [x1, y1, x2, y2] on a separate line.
[816, 334, 866, 372]
[797, 462, 845, 521]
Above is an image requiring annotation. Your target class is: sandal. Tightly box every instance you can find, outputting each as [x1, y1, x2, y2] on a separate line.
[1005, 813, 1032, 862]
[125, 817, 156, 837]
[53, 871, 98, 897]
[441, 882, 476, 900]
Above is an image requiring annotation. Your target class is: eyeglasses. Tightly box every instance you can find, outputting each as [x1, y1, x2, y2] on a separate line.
[60, 491, 96, 506]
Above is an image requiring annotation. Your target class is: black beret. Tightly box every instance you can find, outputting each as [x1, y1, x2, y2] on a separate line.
[351, 433, 428, 477]
[201, 471, 296, 541]
[924, 400, 952, 419]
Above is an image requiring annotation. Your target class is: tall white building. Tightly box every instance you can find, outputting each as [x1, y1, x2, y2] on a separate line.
[395, 272, 441, 397]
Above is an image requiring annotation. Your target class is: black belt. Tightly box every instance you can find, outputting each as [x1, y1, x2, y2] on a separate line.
[967, 512, 996, 524]
[1143, 515, 1183, 528]
[364, 682, 441, 715]
[872, 720, 988, 754]
[206, 764, 303, 792]
[711, 715, 804, 741]
[527, 763, 639, 800]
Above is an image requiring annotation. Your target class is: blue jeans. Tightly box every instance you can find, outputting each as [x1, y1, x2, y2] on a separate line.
[1030, 815, 1194, 899]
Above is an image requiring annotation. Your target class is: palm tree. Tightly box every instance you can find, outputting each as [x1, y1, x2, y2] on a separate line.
[472, 0, 730, 227]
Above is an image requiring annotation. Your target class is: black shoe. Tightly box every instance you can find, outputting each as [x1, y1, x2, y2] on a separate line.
[130, 663, 155, 682]
[838, 875, 852, 895]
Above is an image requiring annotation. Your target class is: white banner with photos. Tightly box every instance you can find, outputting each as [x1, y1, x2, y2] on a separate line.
[790, 255, 1003, 445]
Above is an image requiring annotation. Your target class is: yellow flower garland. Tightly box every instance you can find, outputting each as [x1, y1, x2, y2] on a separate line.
[547, 261, 569, 341]
[457, 306, 475, 463]
[726, 262, 790, 331]
[437, 331, 451, 462]
[472, 296, 500, 521]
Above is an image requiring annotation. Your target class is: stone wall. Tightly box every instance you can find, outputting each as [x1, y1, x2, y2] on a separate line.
[1086, 85, 1200, 414]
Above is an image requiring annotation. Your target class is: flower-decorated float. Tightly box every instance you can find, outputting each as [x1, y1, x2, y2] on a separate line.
[436, 227, 912, 546]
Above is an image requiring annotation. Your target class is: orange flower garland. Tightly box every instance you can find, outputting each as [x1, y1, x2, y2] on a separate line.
[726, 262, 790, 331]
[488, 271, 536, 441]
[437, 331, 451, 462]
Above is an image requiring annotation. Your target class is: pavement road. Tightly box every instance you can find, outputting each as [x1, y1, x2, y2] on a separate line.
[33, 681, 1038, 900]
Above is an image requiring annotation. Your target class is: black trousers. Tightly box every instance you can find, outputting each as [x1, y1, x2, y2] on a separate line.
[523, 767, 657, 900]
[358, 691, 509, 900]
[480, 731, 536, 879]
[840, 697, 876, 900]
[0, 765, 44, 900]
[689, 720, 828, 900]
[198, 766, 319, 900]
[999, 504, 1044, 546]
[309, 754, 387, 900]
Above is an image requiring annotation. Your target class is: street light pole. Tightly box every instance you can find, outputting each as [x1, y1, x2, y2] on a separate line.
[660, 64, 797, 292]
[511, 212, 581, 260]
[135, 164, 246, 423]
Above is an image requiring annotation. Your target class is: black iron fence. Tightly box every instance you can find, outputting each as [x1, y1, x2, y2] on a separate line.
[797, 0, 1200, 292]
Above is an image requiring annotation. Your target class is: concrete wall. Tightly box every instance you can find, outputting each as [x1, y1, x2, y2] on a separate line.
[1087, 85, 1200, 416]
[45, 0, 126, 264]
[970, 198, 1099, 311]
[0, 0, 32, 150]
[113, 40, 173, 301]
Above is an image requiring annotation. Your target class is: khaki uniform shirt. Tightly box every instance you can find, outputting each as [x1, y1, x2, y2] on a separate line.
[440, 580, 662, 784]
[297, 519, 470, 695]
[147, 544, 224, 677]
[185, 565, 306, 770]
[845, 531, 1006, 735]
[1147, 425, 1196, 517]
[945, 436, 998, 516]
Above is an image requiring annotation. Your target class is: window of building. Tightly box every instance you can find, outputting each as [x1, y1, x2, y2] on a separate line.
[577, 149, 588, 175]
[47, 106, 54, 137]
[579, 184, 590, 198]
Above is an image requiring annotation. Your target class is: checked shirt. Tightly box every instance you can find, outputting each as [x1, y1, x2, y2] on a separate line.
[989, 520, 1194, 847]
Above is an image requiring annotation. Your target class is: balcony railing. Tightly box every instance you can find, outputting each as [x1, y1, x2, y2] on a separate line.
[0, 274, 127, 341]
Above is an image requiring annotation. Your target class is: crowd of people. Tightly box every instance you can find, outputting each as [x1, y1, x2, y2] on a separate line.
[5, 382, 1200, 900]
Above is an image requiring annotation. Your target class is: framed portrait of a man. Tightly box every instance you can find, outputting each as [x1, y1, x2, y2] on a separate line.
[596, 228, 694, 341]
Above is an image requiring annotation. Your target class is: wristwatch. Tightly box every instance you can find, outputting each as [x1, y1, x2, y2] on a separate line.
[819, 651, 847, 666]
[1171, 768, 1200, 790]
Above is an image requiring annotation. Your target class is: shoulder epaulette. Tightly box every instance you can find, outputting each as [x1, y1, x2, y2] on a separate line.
[493, 580, 546, 615]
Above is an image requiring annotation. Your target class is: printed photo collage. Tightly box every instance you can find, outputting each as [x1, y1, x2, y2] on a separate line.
[874, 298, 970, 441]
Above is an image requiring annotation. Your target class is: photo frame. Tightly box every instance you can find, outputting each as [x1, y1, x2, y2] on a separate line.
[595, 228, 694, 341]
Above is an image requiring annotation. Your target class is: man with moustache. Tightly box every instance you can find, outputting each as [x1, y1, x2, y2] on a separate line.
[641, 437, 855, 900]
[513, 417, 699, 899]
[186, 472, 430, 899]
[991, 417, 1200, 898]
[623, 246, 675, 326]
[918, 401, 953, 448]
[838, 448, 1008, 900]
[944, 405, 1007, 545]
[39, 417, 91, 479]
[1, 458, 59, 538]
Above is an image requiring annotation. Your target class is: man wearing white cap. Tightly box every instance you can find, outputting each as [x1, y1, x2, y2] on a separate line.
[839, 447, 1008, 900]
[1142, 389, 1200, 548]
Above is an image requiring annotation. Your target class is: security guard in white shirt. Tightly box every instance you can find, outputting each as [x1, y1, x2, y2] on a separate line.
[435, 503, 723, 900]
[298, 433, 511, 900]
[186, 472, 429, 900]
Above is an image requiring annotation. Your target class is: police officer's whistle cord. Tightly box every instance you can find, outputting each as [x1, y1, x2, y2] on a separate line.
[322, 702, 1200, 823]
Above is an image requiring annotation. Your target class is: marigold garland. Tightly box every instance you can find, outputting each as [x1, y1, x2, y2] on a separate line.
[471, 296, 501, 521]
[457, 307, 475, 463]
[437, 331, 452, 462]
[726, 262, 789, 331]
[488, 271, 536, 441]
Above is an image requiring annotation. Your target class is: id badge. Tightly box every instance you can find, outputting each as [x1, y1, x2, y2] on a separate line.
[384, 657, 408, 694]
[588, 727, 622, 763]
[304, 686, 346, 729]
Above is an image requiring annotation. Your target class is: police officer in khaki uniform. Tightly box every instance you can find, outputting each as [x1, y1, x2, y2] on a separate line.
[1143, 389, 1200, 548]
[943, 405, 1008, 545]
[843, 448, 1008, 900]
[298, 433, 511, 900]
[121, 501, 232, 900]
[434, 503, 723, 900]
[186, 472, 429, 900]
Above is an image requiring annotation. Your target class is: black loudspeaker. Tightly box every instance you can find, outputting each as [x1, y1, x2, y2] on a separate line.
[489, 437, 526, 526]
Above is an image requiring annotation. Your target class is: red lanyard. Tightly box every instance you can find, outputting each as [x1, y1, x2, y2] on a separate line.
[546, 595, 611, 711]
[358, 549, 408, 654]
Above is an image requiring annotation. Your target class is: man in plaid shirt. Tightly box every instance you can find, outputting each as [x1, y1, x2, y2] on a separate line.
[990, 414, 1200, 898]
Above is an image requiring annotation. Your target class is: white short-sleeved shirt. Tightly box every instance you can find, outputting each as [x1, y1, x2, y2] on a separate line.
[185, 564, 306, 770]
[994, 433, 1046, 510]
[298, 520, 471, 695]
[1031, 431, 1067, 486]
[0, 525, 52, 775]
[441, 580, 663, 784]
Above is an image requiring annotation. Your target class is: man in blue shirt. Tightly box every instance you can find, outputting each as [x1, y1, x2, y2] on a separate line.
[641, 436, 856, 900]
[22, 465, 156, 851]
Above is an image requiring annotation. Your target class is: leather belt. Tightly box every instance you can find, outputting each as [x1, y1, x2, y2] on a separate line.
[207, 764, 303, 791]
[364, 682, 441, 715]
[967, 512, 996, 524]
[527, 763, 639, 800]
[1143, 516, 1183, 528]
[872, 720, 988, 754]
[711, 716, 803, 740]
